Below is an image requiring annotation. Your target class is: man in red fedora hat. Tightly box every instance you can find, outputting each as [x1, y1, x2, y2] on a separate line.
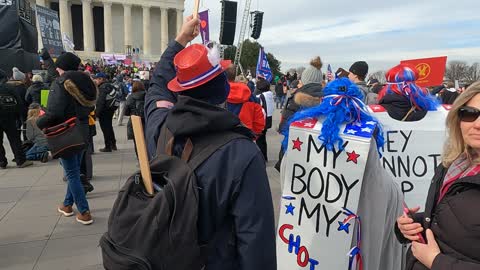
[144, 15, 276, 270]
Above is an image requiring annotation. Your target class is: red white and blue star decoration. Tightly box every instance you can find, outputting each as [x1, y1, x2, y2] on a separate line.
[292, 137, 303, 151]
[285, 203, 295, 215]
[343, 120, 377, 139]
[291, 118, 318, 129]
[337, 207, 364, 270]
[346, 150, 360, 164]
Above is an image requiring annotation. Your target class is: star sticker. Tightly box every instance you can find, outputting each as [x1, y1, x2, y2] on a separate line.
[303, 122, 315, 127]
[366, 121, 376, 125]
[354, 122, 363, 127]
[346, 129, 357, 134]
[292, 137, 303, 151]
[361, 127, 373, 133]
[337, 221, 351, 234]
[285, 203, 295, 216]
[346, 151, 361, 164]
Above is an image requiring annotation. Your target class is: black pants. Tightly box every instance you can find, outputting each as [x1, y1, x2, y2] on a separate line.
[256, 129, 268, 162]
[0, 117, 26, 166]
[99, 110, 116, 148]
[80, 135, 94, 180]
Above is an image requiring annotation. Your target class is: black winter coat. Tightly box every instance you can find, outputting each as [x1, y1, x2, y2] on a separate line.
[0, 80, 24, 118]
[380, 93, 428, 121]
[145, 41, 277, 270]
[25, 81, 45, 106]
[395, 165, 480, 270]
[125, 90, 146, 140]
[7, 80, 28, 121]
[95, 82, 116, 117]
[37, 72, 97, 144]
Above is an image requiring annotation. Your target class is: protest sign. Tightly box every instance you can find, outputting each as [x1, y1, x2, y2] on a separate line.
[40, 89, 49, 107]
[369, 104, 449, 208]
[277, 118, 373, 270]
[36, 5, 63, 57]
[400, 56, 447, 87]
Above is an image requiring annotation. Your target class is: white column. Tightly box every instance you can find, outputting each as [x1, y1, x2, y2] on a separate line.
[161, 8, 168, 53]
[36, 0, 46, 50]
[82, 0, 95, 51]
[59, 0, 72, 39]
[104, 2, 113, 52]
[142, 6, 151, 56]
[36, 0, 46, 7]
[124, 4, 132, 49]
[176, 9, 183, 35]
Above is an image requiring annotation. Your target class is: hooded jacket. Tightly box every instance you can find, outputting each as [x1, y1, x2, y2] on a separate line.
[125, 90, 146, 140]
[0, 78, 24, 118]
[145, 41, 276, 270]
[395, 164, 480, 270]
[226, 82, 265, 136]
[379, 92, 427, 121]
[37, 71, 97, 143]
[6, 80, 28, 120]
[278, 83, 323, 132]
[25, 81, 45, 106]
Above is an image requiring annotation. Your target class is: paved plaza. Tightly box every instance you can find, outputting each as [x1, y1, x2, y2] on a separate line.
[0, 112, 283, 270]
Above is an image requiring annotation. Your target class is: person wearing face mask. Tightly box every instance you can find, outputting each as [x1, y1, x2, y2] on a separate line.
[143, 15, 276, 270]
[396, 82, 480, 270]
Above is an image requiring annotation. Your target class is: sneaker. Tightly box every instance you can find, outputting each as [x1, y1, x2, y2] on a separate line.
[40, 152, 49, 163]
[76, 211, 93, 225]
[17, 160, 33, 168]
[58, 205, 74, 217]
[83, 182, 94, 194]
[99, 147, 112, 152]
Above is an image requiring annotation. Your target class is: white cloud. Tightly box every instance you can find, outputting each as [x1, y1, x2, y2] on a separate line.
[183, 0, 480, 72]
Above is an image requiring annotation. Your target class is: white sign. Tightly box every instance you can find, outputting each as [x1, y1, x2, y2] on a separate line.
[277, 118, 372, 270]
[0, 0, 13, 6]
[370, 105, 449, 209]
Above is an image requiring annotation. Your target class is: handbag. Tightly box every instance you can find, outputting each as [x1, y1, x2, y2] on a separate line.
[43, 117, 86, 159]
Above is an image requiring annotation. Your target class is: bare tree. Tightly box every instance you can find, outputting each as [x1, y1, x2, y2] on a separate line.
[445, 61, 469, 81]
[465, 62, 480, 83]
[368, 70, 386, 84]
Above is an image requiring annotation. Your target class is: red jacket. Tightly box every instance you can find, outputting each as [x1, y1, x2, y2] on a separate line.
[227, 82, 265, 136]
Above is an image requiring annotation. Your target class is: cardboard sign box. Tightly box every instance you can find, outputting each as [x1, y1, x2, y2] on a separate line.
[369, 105, 449, 209]
[278, 118, 403, 270]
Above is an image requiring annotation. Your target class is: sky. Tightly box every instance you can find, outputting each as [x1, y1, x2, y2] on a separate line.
[183, 0, 480, 74]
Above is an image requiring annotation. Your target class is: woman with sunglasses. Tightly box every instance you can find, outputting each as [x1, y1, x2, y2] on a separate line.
[395, 82, 480, 270]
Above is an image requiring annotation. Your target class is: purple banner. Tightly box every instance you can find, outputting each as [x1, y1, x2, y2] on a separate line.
[199, 10, 210, 44]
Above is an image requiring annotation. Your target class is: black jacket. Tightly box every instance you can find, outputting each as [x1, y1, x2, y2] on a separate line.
[278, 83, 323, 132]
[379, 93, 427, 121]
[125, 90, 146, 140]
[25, 81, 45, 106]
[40, 48, 58, 84]
[275, 82, 285, 97]
[0, 79, 24, 118]
[6, 80, 28, 120]
[95, 82, 116, 117]
[37, 72, 97, 143]
[395, 165, 480, 270]
[145, 41, 277, 270]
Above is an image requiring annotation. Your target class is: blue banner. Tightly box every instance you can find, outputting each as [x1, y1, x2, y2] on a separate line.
[256, 47, 273, 82]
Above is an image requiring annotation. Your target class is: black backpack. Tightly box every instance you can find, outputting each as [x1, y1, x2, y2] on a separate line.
[100, 126, 247, 270]
[105, 84, 120, 109]
[0, 91, 19, 114]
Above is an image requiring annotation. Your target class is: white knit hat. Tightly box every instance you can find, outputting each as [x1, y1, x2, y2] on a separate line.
[301, 57, 323, 85]
[12, 67, 26, 81]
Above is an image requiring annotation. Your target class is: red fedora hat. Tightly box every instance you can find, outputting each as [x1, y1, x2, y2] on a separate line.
[168, 44, 231, 92]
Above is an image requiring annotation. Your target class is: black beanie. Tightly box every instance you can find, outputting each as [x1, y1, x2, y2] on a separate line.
[349, 61, 369, 78]
[180, 73, 230, 105]
[56, 52, 81, 71]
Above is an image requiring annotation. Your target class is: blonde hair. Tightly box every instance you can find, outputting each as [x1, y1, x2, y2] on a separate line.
[27, 108, 41, 121]
[443, 81, 480, 167]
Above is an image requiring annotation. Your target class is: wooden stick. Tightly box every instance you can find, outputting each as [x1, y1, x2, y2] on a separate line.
[131, 116, 154, 195]
[193, 0, 200, 19]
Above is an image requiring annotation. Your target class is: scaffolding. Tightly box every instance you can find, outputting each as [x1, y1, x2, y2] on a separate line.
[233, 0, 252, 76]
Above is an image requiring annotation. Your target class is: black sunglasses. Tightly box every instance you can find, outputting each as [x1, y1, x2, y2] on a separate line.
[458, 106, 480, 122]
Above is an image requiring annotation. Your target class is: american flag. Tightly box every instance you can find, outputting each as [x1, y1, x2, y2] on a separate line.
[327, 64, 334, 81]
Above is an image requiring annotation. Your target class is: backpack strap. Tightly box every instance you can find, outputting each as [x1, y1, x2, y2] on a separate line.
[187, 131, 247, 170]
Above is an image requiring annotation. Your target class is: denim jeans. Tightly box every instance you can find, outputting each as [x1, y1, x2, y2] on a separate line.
[61, 151, 90, 214]
[26, 144, 48, 160]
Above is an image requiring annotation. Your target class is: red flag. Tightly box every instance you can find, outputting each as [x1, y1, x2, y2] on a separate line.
[400, 56, 447, 87]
